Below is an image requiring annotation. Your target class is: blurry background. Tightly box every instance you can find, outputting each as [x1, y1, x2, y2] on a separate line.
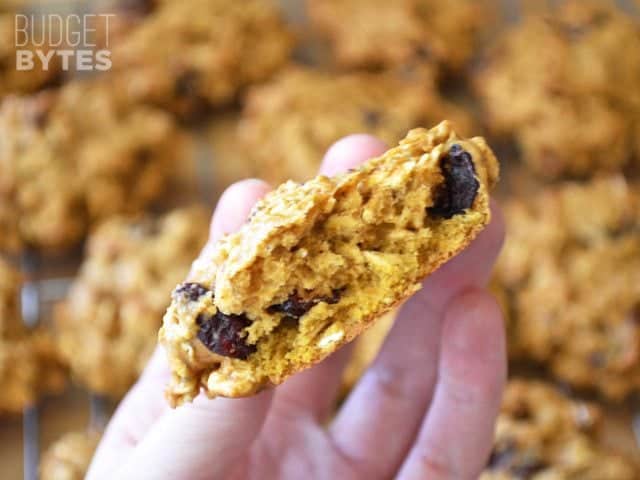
[1, 0, 640, 478]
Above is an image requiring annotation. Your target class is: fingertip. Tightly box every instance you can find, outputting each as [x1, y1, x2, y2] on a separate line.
[320, 134, 388, 176]
[397, 288, 506, 479]
[210, 178, 272, 241]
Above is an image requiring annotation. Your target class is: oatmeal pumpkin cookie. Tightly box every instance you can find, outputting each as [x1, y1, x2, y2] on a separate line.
[308, 0, 488, 74]
[55, 207, 207, 397]
[475, 0, 640, 178]
[110, 0, 293, 116]
[161, 122, 499, 406]
[496, 176, 640, 400]
[56, 206, 208, 397]
[0, 11, 61, 98]
[481, 379, 638, 479]
[238, 67, 476, 184]
[0, 331, 66, 414]
[0, 258, 66, 413]
[0, 78, 182, 253]
[40, 430, 101, 480]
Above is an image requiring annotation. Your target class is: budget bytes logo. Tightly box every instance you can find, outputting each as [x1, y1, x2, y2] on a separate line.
[15, 13, 115, 71]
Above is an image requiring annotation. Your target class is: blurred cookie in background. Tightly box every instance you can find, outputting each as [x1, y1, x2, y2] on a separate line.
[481, 379, 638, 479]
[40, 430, 100, 480]
[495, 176, 640, 400]
[0, 78, 185, 253]
[475, 0, 640, 178]
[238, 67, 475, 184]
[109, 0, 294, 117]
[55, 206, 208, 397]
[0, 7, 62, 98]
[0, 258, 66, 414]
[308, 0, 490, 76]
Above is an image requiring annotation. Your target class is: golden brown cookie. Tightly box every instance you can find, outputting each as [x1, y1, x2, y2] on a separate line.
[0, 11, 61, 99]
[475, 0, 640, 178]
[481, 379, 638, 479]
[308, 0, 488, 74]
[0, 78, 183, 253]
[56, 206, 208, 397]
[109, 0, 293, 116]
[40, 430, 101, 480]
[0, 332, 66, 414]
[238, 67, 476, 184]
[0, 258, 66, 414]
[496, 176, 640, 400]
[0, 257, 21, 339]
[160, 122, 499, 406]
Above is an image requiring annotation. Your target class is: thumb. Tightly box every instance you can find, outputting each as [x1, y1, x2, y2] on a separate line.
[116, 391, 273, 480]
[88, 179, 273, 480]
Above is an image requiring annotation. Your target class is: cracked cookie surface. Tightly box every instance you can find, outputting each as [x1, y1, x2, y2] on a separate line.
[495, 176, 640, 400]
[238, 67, 475, 184]
[55, 206, 208, 397]
[160, 122, 499, 406]
[481, 380, 638, 479]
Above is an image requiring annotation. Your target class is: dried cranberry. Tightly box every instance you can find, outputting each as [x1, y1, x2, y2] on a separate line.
[174, 282, 210, 302]
[196, 311, 255, 359]
[362, 110, 382, 128]
[174, 70, 200, 98]
[428, 144, 479, 219]
[267, 289, 343, 319]
[487, 442, 546, 476]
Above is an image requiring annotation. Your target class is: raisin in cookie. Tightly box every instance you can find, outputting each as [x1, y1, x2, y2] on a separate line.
[0, 78, 182, 253]
[475, 0, 640, 178]
[308, 0, 488, 74]
[481, 379, 638, 479]
[110, 0, 293, 116]
[495, 176, 640, 400]
[40, 430, 100, 480]
[55, 206, 208, 397]
[161, 121, 499, 405]
[238, 67, 476, 184]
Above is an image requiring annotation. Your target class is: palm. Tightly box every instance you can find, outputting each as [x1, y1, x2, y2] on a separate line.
[87, 136, 506, 480]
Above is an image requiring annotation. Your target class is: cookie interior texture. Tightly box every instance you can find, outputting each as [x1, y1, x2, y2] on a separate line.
[160, 121, 499, 405]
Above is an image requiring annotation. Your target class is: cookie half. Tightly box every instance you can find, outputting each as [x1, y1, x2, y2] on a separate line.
[160, 121, 499, 406]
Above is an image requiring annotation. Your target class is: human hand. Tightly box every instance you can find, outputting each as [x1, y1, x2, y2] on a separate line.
[87, 135, 506, 480]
